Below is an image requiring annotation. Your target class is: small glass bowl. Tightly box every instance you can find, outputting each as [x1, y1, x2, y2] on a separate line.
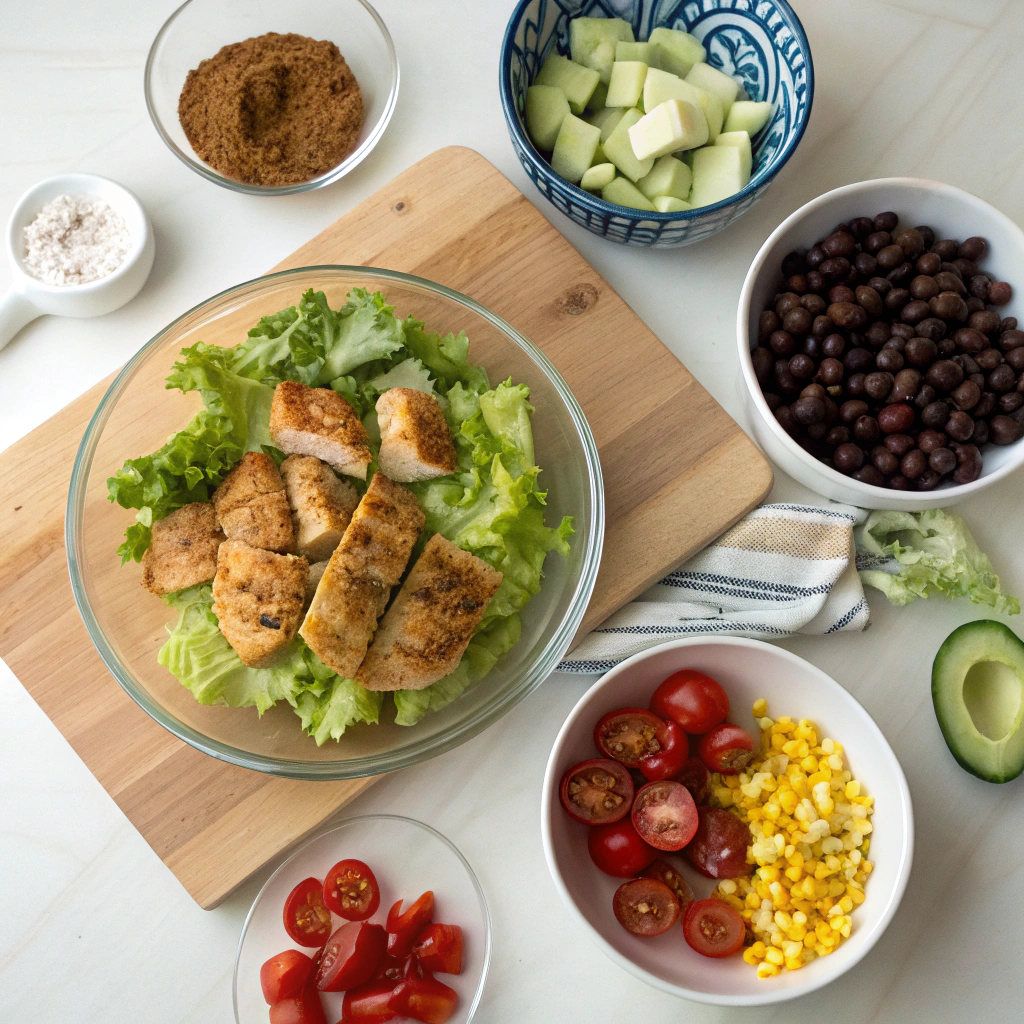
[145, 0, 399, 195]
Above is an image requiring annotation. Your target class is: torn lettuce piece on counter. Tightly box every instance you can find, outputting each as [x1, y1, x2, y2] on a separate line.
[857, 509, 1019, 615]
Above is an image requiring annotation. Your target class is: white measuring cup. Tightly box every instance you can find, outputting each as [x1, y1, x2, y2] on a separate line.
[1, 173, 155, 352]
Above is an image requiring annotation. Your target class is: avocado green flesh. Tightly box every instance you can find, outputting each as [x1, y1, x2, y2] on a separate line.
[932, 619, 1024, 783]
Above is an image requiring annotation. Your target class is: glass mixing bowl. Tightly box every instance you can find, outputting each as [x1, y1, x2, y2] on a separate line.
[67, 267, 603, 778]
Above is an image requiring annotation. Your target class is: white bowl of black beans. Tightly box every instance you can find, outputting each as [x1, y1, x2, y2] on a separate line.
[737, 177, 1024, 509]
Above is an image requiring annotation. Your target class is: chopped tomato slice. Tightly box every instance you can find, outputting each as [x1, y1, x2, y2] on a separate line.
[612, 878, 681, 937]
[682, 898, 746, 958]
[412, 923, 463, 975]
[261, 949, 316, 1005]
[323, 859, 381, 921]
[559, 758, 634, 825]
[630, 780, 699, 851]
[594, 708, 664, 767]
[283, 878, 334, 948]
[315, 922, 387, 993]
[342, 980, 399, 1023]
[268, 983, 328, 1024]
[386, 891, 434, 959]
[387, 976, 458, 1024]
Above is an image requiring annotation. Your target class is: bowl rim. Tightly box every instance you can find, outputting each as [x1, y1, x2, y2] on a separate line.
[540, 635, 915, 1006]
[498, 0, 815, 223]
[144, 0, 400, 196]
[736, 176, 1024, 502]
[65, 264, 605, 780]
[231, 813, 492, 1023]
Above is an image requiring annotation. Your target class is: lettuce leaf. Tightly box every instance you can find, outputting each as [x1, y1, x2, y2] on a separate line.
[402, 318, 490, 394]
[295, 677, 384, 745]
[857, 509, 1019, 615]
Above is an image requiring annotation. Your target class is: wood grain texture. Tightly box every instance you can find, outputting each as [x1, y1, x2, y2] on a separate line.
[0, 147, 771, 910]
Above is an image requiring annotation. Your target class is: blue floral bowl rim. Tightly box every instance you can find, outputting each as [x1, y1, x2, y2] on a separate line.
[498, 0, 815, 223]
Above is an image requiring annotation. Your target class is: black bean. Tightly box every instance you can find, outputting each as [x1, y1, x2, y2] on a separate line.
[776, 292, 802, 316]
[930, 292, 968, 320]
[969, 309, 1000, 334]
[1000, 392, 1024, 414]
[916, 225, 937, 248]
[914, 384, 937, 409]
[901, 449, 927, 479]
[915, 468, 942, 490]
[760, 310, 781, 339]
[952, 327, 987, 354]
[822, 333, 847, 359]
[909, 275, 939, 301]
[782, 251, 806, 276]
[1008, 348, 1024, 373]
[951, 380, 981, 410]
[775, 405, 799, 436]
[966, 297, 985, 314]
[953, 258, 978, 279]
[885, 288, 910, 311]
[853, 415, 881, 444]
[915, 252, 942, 276]
[806, 246, 827, 270]
[874, 212, 898, 232]
[784, 307, 813, 335]
[792, 396, 826, 424]
[826, 426, 850, 446]
[803, 293, 827, 315]
[988, 364, 1016, 393]
[1000, 330, 1024, 352]
[990, 415, 1023, 445]
[887, 474, 912, 490]
[878, 404, 915, 434]
[823, 231, 856, 258]
[833, 443, 865, 473]
[855, 252, 877, 277]
[887, 262, 914, 286]
[945, 410, 975, 442]
[844, 348, 874, 373]
[905, 337, 938, 366]
[969, 275, 991, 301]
[929, 447, 957, 475]
[871, 446, 899, 475]
[989, 281, 1013, 305]
[752, 346, 774, 383]
[840, 399, 869, 423]
[806, 270, 826, 292]
[925, 360, 964, 391]
[789, 353, 816, 379]
[846, 373, 867, 397]
[770, 330, 797, 356]
[901, 300, 931, 324]
[914, 317, 947, 342]
[937, 337, 957, 356]
[884, 434, 915, 456]
[934, 271, 966, 295]
[920, 400, 950, 428]
[971, 418, 989, 445]
[1001, 317, 1018, 332]
[952, 444, 984, 484]
[959, 236, 988, 261]
[849, 217, 874, 240]
[853, 465, 885, 487]
[818, 357, 845, 386]
[876, 244, 904, 270]
[974, 392, 998, 418]
[820, 257, 851, 279]
[868, 276, 892, 296]
[890, 368, 921, 403]
[931, 239, 958, 260]
[976, 347, 1003, 371]
[917, 429, 948, 454]
[894, 228, 925, 258]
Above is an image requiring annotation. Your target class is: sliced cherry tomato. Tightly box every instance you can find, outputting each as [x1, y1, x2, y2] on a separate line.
[283, 878, 334, 948]
[594, 708, 665, 767]
[676, 756, 710, 804]
[682, 898, 746, 958]
[261, 949, 316, 1005]
[342, 980, 399, 1023]
[698, 723, 756, 774]
[587, 819, 657, 877]
[642, 858, 695, 911]
[650, 669, 730, 734]
[315, 922, 387, 993]
[685, 806, 752, 879]
[630, 780, 699, 852]
[269, 983, 328, 1024]
[412, 923, 463, 975]
[638, 719, 689, 782]
[386, 891, 434, 959]
[387, 976, 458, 1024]
[612, 878, 681, 937]
[559, 758, 634, 825]
[323, 859, 381, 921]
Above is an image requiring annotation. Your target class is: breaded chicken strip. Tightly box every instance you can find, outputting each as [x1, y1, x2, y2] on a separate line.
[375, 388, 458, 482]
[140, 502, 224, 595]
[281, 454, 359, 562]
[212, 452, 295, 553]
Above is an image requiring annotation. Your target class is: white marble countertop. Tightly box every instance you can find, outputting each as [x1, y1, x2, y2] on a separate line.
[3, 1, 1023, 1020]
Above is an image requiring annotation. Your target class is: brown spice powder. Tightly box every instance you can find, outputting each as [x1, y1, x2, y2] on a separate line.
[178, 32, 365, 187]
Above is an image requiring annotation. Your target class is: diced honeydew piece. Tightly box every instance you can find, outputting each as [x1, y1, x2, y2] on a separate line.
[586, 81, 609, 111]
[641, 68, 722, 141]
[525, 85, 570, 150]
[689, 144, 745, 208]
[616, 41, 657, 65]
[602, 176, 657, 211]
[535, 54, 600, 114]
[585, 105, 628, 142]
[628, 99, 708, 160]
[637, 154, 692, 201]
[723, 99, 774, 136]
[551, 113, 602, 183]
[648, 26, 706, 78]
[570, 17, 634, 84]
[605, 61, 648, 108]
[580, 162, 617, 191]
[653, 196, 692, 212]
[714, 130, 752, 184]
[602, 107, 655, 181]
[684, 62, 740, 115]
[592, 142, 607, 165]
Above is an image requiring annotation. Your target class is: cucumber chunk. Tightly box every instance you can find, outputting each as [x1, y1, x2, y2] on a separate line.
[580, 162, 616, 191]
[551, 113, 601, 184]
[689, 144, 744, 207]
[606, 60, 648, 108]
[685, 62, 740, 115]
[585, 105, 628, 143]
[648, 26, 706, 78]
[570, 16, 634, 84]
[585, 81, 609, 112]
[525, 85, 570, 151]
[602, 176, 657, 212]
[697, 89, 724, 143]
[535, 54, 600, 115]
[616, 41, 657, 65]
[653, 196, 692, 212]
[642, 67, 702, 113]
[714, 130, 752, 184]
[723, 99, 775, 136]
[628, 99, 708, 160]
[603, 107, 655, 181]
[932, 619, 1024, 783]
[637, 154, 692, 201]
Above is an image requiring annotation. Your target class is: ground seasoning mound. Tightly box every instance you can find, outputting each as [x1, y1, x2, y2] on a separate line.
[178, 32, 365, 187]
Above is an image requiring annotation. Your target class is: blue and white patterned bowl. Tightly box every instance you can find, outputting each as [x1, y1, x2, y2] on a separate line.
[500, 0, 814, 247]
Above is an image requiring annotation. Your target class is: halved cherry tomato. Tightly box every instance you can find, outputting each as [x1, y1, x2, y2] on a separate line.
[682, 898, 746, 958]
[612, 878, 680, 937]
[283, 878, 334, 948]
[412, 923, 463, 975]
[675, 756, 710, 804]
[386, 892, 434, 959]
[315, 922, 387, 993]
[594, 708, 665, 767]
[342, 980, 399, 1023]
[698, 723, 755, 774]
[642, 858, 695, 912]
[630, 780, 699, 852]
[638, 719, 689, 782]
[559, 758, 634, 825]
[323, 859, 381, 921]
[685, 806, 753, 879]
[650, 669, 730, 734]
[269, 983, 328, 1024]
[261, 950, 316, 1005]
[587, 819, 657, 877]
[387, 976, 459, 1024]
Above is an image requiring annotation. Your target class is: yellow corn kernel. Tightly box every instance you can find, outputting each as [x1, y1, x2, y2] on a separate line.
[845, 780, 861, 798]
[779, 790, 799, 814]
[757, 961, 780, 979]
[849, 887, 866, 906]
[765, 947, 784, 966]
[763, 802, 781, 821]
[753, 698, 768, 718]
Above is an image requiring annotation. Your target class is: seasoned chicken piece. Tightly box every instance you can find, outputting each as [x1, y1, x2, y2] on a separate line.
[300, 473, 425, 677]
[140, 502, 224, 595]
[305, 560, 330, 606]
[280, 454, 360, 562]
[375, 388, 458, 482]
[270, 380, 372, 480]
[212, 452, 295, 553]
[212, 540, 308, 667]
[356, 534, 503, 692]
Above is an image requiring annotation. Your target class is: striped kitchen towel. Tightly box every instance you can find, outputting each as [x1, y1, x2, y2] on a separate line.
[559, 503, 870, 675]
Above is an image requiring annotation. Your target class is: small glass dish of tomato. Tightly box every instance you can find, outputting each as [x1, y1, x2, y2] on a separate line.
[233, 815, 490, 1024]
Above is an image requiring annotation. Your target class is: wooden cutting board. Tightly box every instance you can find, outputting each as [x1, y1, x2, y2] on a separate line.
[0, 147, 771, 909]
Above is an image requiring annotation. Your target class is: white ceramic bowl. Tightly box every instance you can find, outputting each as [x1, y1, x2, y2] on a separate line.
[541, 637, 913, 1006]
[737, 178, 1024, 509]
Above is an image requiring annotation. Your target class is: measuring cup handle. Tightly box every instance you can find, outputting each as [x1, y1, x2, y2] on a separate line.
[0, 288, 41, 353]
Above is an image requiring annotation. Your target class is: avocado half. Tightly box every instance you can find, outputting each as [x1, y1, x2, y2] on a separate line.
[932, 620, 1024, 783]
